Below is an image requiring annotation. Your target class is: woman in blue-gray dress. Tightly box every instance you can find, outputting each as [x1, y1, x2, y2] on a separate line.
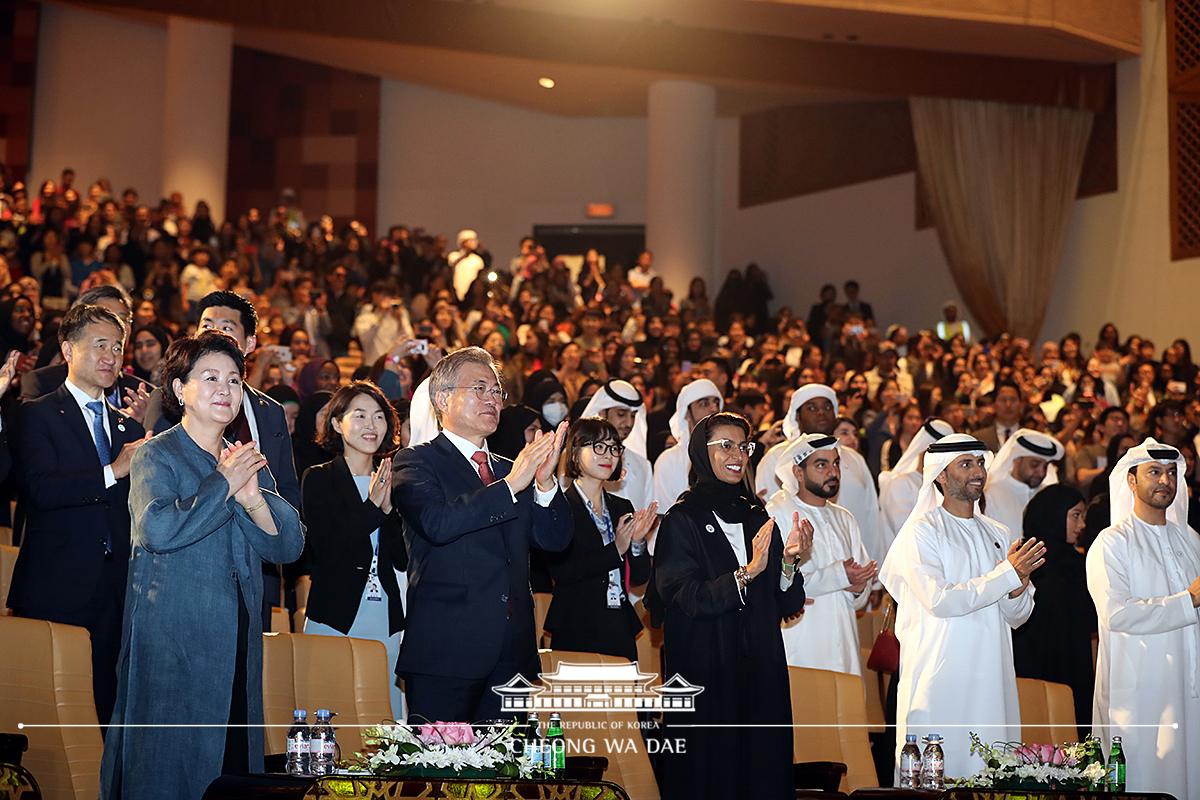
[101, 331, 304, 799]
[302, 380, 407, 720]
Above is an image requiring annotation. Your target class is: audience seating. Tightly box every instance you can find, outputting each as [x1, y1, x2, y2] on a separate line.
[788, 666, 878, 792]
[855, 607, 891, 733]
[1, 544, 18, 615]
[261, 632, 393, 758]
[0, 525, 12, 547]
[294, 575, 311, 611]
[1016, 677, 1077, 745]
[633, 601, 663, 686]
[269, 606, 291, 633]
[532, 591, 551, 648]
[0, 617, 103, 800]
[537, 649, 660, 800]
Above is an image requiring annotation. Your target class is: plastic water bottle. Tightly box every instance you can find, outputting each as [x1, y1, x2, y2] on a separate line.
[285, 709, 310, 775]
[309, 709, 338, 775]
[920, 733, 945, 790]
[899, 733, 923, 789]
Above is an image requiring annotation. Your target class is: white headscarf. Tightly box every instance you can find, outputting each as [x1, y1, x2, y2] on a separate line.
[1108, 437, 1189, 529]
[899, 433, 993, 532]
[878, 418, 953, 495]
[986, 428, 1064, 492]
[782, 384, 839, 440]
[774, 433, 840, 495]
[408, 376, 439, 448]
[668, 379, 722, 449]
[581, 379, 648, 457]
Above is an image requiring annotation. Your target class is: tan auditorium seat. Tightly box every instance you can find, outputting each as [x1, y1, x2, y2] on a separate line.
[1016, 677, 1078, 746]
[537, 649, 660, 800]
[0, 617, 103, 800]
[261, 631, 394, 758]
[1, 544, 19, 615]
[788, 666, 878, 792]
[533, 591, 552, 648]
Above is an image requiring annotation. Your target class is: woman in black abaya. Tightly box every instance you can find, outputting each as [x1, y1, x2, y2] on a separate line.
[1011, 484, 1097, 740]
[655, 411, 810, 800]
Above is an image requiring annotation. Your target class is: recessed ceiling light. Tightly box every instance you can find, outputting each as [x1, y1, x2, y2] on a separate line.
[538, 77, 556, 89]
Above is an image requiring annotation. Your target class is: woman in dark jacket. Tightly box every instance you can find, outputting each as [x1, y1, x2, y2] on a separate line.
[655, 411, 810, 800]
[301, 380, 407, 720]
[1011, 484, 1096, 740]
[545, 418, 657, 661]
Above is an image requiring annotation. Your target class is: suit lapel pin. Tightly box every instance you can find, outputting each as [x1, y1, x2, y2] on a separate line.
[705, 524, 716, 533]
[117, 423, 126, 433]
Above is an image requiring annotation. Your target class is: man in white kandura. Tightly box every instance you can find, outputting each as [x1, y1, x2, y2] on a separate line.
[581, 379, 653, 512]
[984, 428, 1064, 539]
[879, 433, 1046, 779]
[1087, 438, 1200, 800]
[756, 384, 886, 564]
[878, 418, 953, 545]
[766, 433, 876, 673]
[652, 378, 722, 511]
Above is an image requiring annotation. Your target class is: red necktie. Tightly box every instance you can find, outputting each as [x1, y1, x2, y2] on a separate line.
[471, 450, 494, 485]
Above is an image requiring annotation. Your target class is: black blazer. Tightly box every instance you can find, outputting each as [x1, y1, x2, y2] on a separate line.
[393, 433, 571, 681]
[7, 384, 145, 621]
[301, 457, 407, 635]
[544, 487, 649, 661]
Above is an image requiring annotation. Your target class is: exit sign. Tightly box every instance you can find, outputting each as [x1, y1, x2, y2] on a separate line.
[586, 202, 615, 219]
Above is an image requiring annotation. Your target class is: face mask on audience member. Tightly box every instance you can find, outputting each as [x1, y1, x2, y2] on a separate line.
[542, 401, 568, 426]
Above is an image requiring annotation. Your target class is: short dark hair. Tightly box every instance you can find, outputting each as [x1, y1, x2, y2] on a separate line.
[565, 416, 624, 481]
[993, 380, 1022, 399]
[196, 291, 258, 338]
[58, 303, 126, 345]
[160, 331, 246, 421]
[1098, 406, 1129, 427]
[844, 280, 859, 291]
[75, 283, 132, 319]
[317, 381, 400, 455]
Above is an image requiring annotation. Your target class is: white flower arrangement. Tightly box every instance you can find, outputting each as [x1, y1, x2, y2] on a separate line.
[955, 732, 1107, 790]
[350, 720, 544, 779]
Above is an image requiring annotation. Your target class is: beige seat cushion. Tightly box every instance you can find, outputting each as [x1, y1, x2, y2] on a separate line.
[789, 666, 878, 792]
[1017, 676, 1077, 745]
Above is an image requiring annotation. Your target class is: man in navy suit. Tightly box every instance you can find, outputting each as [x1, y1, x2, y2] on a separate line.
[142, 291, 301, 627]
[394, 346, 570, 723]
[7, 304, 148, 726]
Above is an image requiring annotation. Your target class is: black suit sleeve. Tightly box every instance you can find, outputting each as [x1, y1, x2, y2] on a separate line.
[17, 401, 108, 510]
[654, 509, 743, 619]
[546, 505, 624, 587]
[262, 400, 301, 510]
[0, 427, 10, 484]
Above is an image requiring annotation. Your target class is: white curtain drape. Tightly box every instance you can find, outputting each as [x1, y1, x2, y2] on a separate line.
[910, 97, 1094, 339]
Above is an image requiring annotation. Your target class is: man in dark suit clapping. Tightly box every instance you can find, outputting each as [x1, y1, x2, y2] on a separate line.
[7, 304, 148, 726]
[394, 346, 570, 723]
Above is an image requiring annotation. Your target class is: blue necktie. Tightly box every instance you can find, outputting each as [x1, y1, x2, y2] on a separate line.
[85, 400, 112, 466]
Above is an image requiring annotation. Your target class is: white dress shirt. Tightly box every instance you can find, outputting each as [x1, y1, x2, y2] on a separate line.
[64, 377, 117, 489]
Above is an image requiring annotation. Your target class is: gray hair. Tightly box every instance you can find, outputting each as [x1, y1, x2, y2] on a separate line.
[428, 346, 499, 422]
[75, 283, 132, 319]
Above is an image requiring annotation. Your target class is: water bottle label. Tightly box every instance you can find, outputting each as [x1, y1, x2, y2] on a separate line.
[287, 738, 307, 755]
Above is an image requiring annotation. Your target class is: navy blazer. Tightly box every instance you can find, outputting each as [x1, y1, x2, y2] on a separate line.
[7, 384, 145, 620]
[393, 433, 571, 681]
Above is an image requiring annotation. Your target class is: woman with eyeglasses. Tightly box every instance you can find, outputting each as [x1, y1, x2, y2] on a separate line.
[544, 418, 657, 661]
[654, 410, 811, 800]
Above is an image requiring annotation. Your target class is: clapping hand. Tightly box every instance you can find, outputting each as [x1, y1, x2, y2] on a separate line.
[120, 383, 152, 424]
[843, 558, 878, 594]
[368, 456, 393, 514]
[533, 421, 568, 491]
[783, 512, 814, 564]
[1006, 537, 1047, 598]
[614, 503, 658, 555]
[0, 350, 19, 397]
[505, 426, 562, 493]
[746, 519, 774, 579]
[218, 441, 268, 505]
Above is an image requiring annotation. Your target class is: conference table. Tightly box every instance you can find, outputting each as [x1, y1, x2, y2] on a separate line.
[203, 773, 632, 799]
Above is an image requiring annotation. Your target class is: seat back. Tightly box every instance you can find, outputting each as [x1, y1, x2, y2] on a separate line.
[788, 666, 878, 792]
[538, 649, 660, 800]
[261, 632, 394, 757]
[0, 544, 19, 615]
[0, 617, 103, 799]
[632, 602, 663, 687]
[1016, 677, 1077, 745]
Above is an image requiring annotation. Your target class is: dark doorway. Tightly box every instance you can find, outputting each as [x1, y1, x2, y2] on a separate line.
[532, 224, 645, 271]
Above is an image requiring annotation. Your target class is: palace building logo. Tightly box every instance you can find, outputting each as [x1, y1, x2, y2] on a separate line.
[492, 661, 703, 713]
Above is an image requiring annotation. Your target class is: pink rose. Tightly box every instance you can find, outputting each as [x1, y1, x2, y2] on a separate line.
[417, 722, 476, 746]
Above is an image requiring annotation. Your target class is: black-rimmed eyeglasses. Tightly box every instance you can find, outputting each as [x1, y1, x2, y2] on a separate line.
[589, 442, 625, 457]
